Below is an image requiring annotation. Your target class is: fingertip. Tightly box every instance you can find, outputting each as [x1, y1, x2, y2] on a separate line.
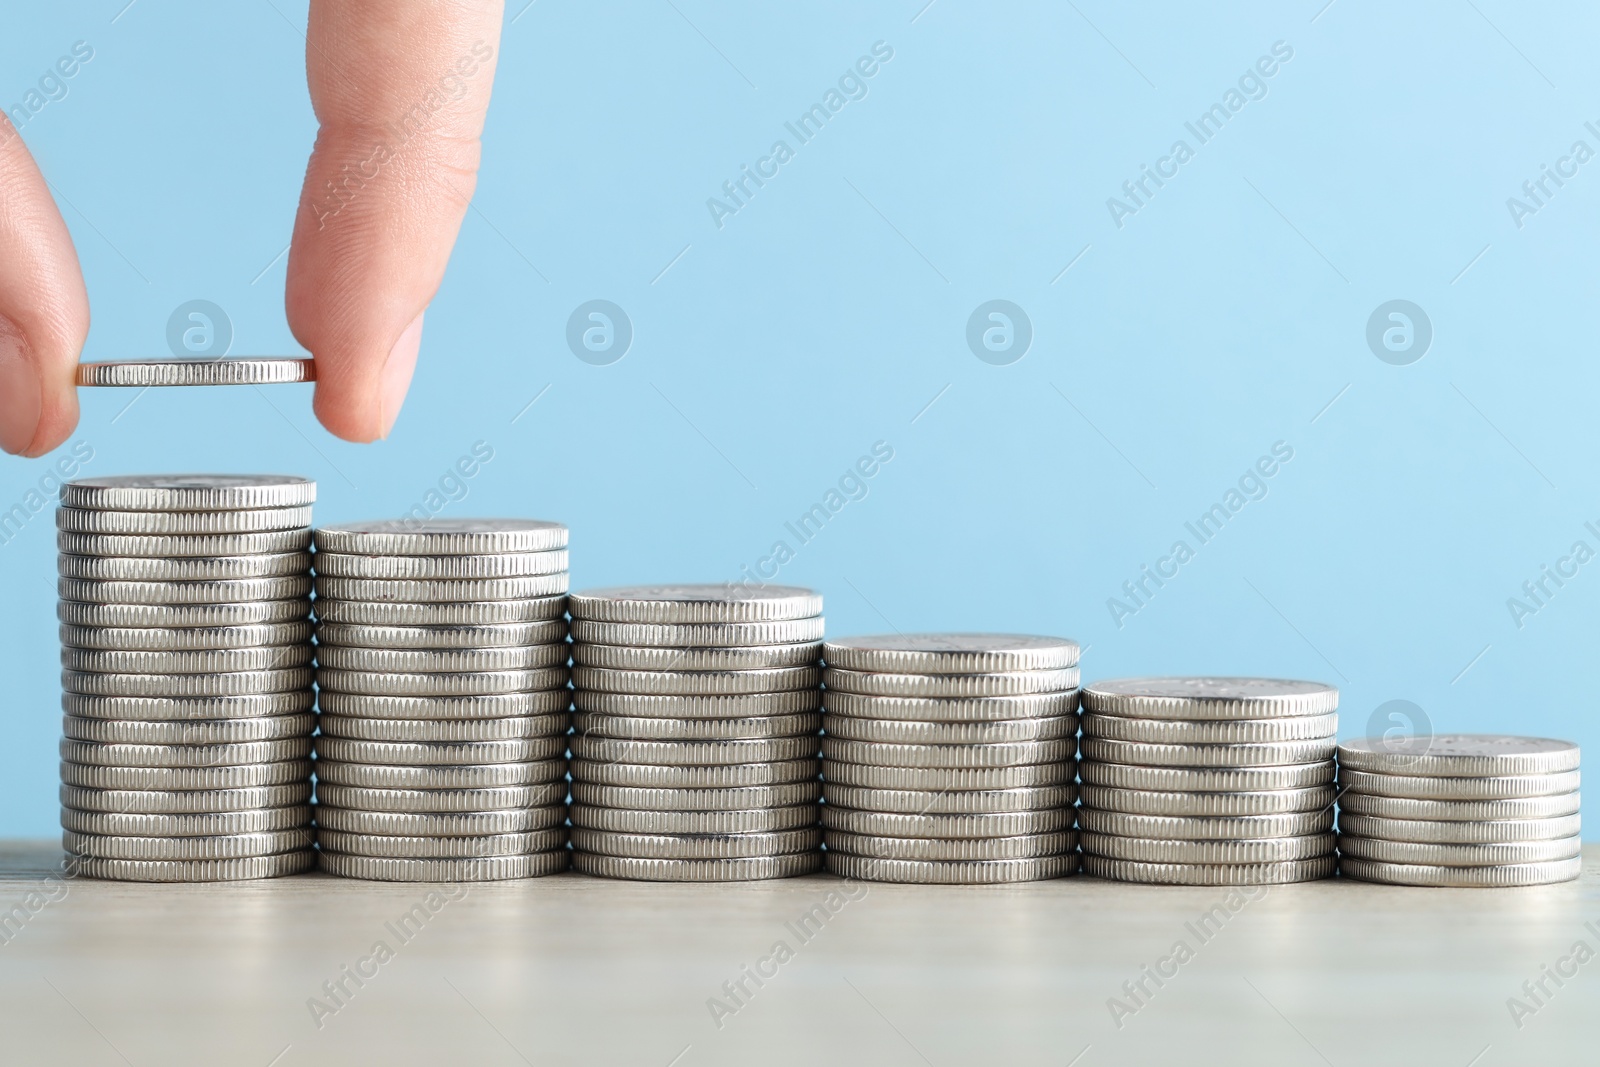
[307, 309, 424, 443]
[379, 311, 423, 439]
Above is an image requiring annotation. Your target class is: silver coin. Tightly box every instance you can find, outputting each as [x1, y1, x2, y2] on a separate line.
[63, 713, 315, 745]
[60, 805, 313, 837]
[57, 506, 313, 536]
[824, 852, 1076, 884]
[58, 528, 313, 558]
[63, 645, 314, 675]
[1081, 831, 1335, 864]
[1080, 762, 1335, 792]
[60, 621, 313, 652]
[318, 851, 568, 881]
[570, 758, 817, 789]
[74, 357, 315, 388]
[572, 691, 822, 718]
[61, 782, 313, 813]
[825, 829, 1077, 862]
[317, 713, 569, 743]
[1082, 854, 1336, 885]
[571, 642, 821, 672]
[821, 783, 1076, 815]
[1337, 834, 1582, 866]
[313, 807, 565, 836]
[1336, 812, 1582, 843]
[317, 690, 570, 720]
[1081, 737, 1336, 768]
[312, 550, 568, 580]
[824, 714, 1077, 745]
[1338, 856, 1582, 887]
[317, 828, 566, 859]
[313, 518, 568, 556]
[823, 691, 1079, 722]
[63, 828, 311, 861]
[571, 827, 821, 860]
[1081, 677, 1339, 720]
[1076, 808, 1334, 840]
[825, 667, 1080, 699]
[573, 665, 820, 696]
[63, 691, 315, 720]
[1082, 712, 1338, 744]
[62, 667, 314, 697]
[821, 737, 1074, 770]
[569, 781, 821, 812]
[569, 735, 816, 766]
[1338, 768, 1580, 801]
[823, 633, 1080, 674]
[61, 474, 316, 511]
[313, 596, 566, 626]
[573, 852, 822, 881]
[316, 666, 568, 697]
[313, 574, 568, 603]
[315, 760, 565, 790]
[572, 711, 819, 741]
[569, 804, 818, 835]
[316, 644, 567, 674]
[820, 806, 1074, 839]
[60, 575, 313, 605]
[61, 737, 312, 768]
[569, 584, 822, 624]
[1337, 735, 1581, 777]
[315, 620, 566, 649]
[58, 599, 312, 629]
[1078, 784, 1337, 817]
[570, 617, 826, 648]
[315, 737, 564, 766]
[823, 762, 1072, 791]
[314, 782, 567, 813]
[70, 850, 315, 882]
[59, 552, 312, 582]
[61, 759, 312, 791]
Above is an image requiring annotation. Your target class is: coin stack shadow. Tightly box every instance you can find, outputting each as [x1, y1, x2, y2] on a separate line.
[1078, 678, 1340, 885]
[57, 475, 318, 882]
[567, 585, 825, 881]
[1336, 734, 1582, 886]
[820, 634, 1082, 884]
[310, 519, 572, 881]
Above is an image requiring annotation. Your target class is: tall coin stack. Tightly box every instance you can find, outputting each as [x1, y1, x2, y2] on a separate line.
[310, 519, 572, 881]
[1337, 735, 1581, 886]
[820, 634, 1081, 884]
[567, 585, 825, 881]
[57, 475, 317, 882]
[1078, 677, 1339, 885]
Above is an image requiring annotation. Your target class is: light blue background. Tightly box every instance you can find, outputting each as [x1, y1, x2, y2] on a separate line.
[1, 1, 1594, 836]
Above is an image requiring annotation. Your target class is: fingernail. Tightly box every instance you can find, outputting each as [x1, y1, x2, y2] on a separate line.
[378, 311, 424, 439]
[0, 321, 42, 456]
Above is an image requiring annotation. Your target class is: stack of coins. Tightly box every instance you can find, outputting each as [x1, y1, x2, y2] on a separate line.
[310, 519, 572, 881]
[1337, 735, 1581, 886]
[820, 634, 1081, 884]
[57, 475, 317, 882]
[567, 585, 825, 881]
[1078, 677, 1339, 885]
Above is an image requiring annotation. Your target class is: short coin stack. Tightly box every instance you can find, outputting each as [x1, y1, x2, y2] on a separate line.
[821, 634, 1081, 884]
[57, 474, 318, 882]
[567, 585, 825, 881]
[1078, 677, 1339, 885]
[310, 519, 572, 881]
[1336, 734, 1581, 886]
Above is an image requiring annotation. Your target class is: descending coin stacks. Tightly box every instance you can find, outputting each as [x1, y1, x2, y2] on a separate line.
[1336, 735, 1581, 887]
[310, 520, 572, 881]
[567, 585, 825, 881]
[56, 475, 318, 882]
[820, 634, 1081, 884]
[1077, 677, 1339, 885]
